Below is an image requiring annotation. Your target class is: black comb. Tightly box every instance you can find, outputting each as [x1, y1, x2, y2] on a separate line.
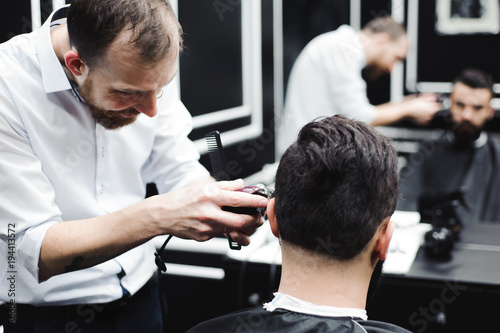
[205, 131, 241, 250]
[205, 131, 230, 181]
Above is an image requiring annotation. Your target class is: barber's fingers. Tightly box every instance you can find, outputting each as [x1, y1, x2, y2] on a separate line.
[225, 225, 262, 247]
[153, 180, 267, 245]
[220, 215, 265, 247]
[222, 214, 265, 234]
[227, 230, 251, 247]
[201, 181, 269, 212]
[179, 212, 263, 244]
[199, 180, 244, 201]
[417, 95, 442, 111]
[216, 178, 245, 190]
[416, 92, 438, 100]
[411, 111, 437, 126]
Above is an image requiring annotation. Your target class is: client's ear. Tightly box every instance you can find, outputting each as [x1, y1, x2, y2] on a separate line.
[374, 217, 395, 261]
[267, 198, 280, 238]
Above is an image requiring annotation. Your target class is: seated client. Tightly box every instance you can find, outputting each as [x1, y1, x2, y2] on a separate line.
[187, 115, 410, 333]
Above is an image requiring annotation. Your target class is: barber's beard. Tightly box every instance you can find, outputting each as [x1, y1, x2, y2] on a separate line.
[453, 121, 482, 149]
[362, 64, 387, 82]
[78, 78, 139, 130]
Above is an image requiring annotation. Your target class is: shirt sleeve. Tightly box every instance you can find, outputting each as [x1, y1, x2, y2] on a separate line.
[319, 32, 377, 124]
[141, 82, 210, 194]
[0, 88, 62, 283]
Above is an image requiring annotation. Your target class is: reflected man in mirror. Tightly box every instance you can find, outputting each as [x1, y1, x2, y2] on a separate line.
[398, 68, 500, 224]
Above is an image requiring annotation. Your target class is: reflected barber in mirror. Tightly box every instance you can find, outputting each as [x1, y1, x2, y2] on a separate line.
[398, 68, 500, 225]
[276, 15, 442, 157]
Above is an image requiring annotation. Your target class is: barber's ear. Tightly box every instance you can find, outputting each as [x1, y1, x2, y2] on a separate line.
[64, 49, 87, 77]
[267, 198, 280, 238]
[375, 32, 391, 45]
[374, 217, 395, 261]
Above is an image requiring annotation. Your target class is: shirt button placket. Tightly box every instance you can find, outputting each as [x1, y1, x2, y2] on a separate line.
[95, 127, 108, 201]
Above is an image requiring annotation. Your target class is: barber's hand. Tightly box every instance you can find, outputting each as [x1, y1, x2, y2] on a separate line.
[402, 93, 442, 126]
[148, 179, 267, 246]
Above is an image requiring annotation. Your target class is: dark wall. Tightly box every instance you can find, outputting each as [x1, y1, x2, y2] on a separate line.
[283, 0, 350, 91]
[178, 1, 243, 119]
[194, 0, 277, 180]
[0, 0, 73, 43]
[0, 0, 32, 43]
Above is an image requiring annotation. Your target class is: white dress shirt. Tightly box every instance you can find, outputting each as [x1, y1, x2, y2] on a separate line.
[0, 7, 209, 305]
[277, 25, 377, 156]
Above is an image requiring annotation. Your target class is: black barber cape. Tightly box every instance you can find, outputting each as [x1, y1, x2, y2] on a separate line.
[397, 131, 500, 224]
[186, 307, 411, 333]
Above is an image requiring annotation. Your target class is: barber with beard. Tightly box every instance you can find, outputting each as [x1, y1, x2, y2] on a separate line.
[0, 0, 266, 332]
[398, 68, 500, 224]
[276, 15, 442, 157]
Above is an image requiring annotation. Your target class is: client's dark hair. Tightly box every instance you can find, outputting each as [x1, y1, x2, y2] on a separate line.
[453, 68, 494, 96]
[274, 115, 399, 260]
[67, 0, 182, 68]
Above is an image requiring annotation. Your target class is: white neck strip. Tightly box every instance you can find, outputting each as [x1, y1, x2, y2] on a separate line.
[446, 131, 488, 148]
[263, 292, 368, 320]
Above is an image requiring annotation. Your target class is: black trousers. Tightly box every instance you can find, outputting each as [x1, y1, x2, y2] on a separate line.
[0, 274, 164, 333]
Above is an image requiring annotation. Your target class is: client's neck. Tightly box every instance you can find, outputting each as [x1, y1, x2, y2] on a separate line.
[277, 242, 373, 310]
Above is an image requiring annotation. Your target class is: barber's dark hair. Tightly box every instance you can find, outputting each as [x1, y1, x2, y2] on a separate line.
[453, 68, 494, 96]
[274, 115, 399, 261]
[362, 16, 406, 40]
[67, 0, 182, 68]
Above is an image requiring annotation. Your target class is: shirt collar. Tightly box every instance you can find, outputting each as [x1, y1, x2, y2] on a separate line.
[446, 130, 488, 148]
[350, 27, 367, 68]
[474, 131, 488, 148]
[35, 5, 72, 94]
